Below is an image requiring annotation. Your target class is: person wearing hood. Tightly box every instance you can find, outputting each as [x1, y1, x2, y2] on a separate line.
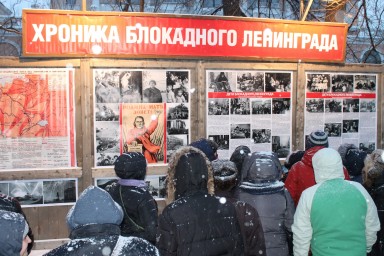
[285, 130, 350, 206]
[105, 152, 158, 244]
[235, 151, 295, 256]
[292, 148, 380, 256]
[0, 194, 34, 255]
[337, 143, 367, 183]
[0, 210, 32, 256]
[212, 159, 266, 256]
[157, 146, 244, 255]
[44, 186, 159, 256]
[362, 149, 384, 256]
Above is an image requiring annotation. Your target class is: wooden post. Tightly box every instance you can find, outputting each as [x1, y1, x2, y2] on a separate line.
[82, 0, 87, 11]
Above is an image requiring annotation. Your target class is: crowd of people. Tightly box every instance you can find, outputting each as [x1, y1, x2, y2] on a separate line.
[1, 131, 383, 256]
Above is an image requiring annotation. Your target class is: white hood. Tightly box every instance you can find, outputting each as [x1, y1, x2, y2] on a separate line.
[312, 148, 344, 183]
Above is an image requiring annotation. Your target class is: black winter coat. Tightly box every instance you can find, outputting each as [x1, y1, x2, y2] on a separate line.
[157, 146, 244, 256]
[363, 149, 384, 256]
[158, 191, 244, 256]
[44, 223, 159, 256]
[106, 183, 158, 244]
[367, 176, 384, 256]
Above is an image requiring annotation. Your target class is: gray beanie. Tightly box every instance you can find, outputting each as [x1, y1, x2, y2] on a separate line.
[306, 130, 329, 150]
[66, 186, 123, 231]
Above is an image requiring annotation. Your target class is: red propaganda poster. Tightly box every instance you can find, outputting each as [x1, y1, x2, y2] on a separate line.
[120, 103, 166, 164]
[93, 68, 190, 167]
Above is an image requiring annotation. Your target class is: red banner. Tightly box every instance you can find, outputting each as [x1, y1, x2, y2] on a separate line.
[23, 10, 347, 62]
[208, 91, 291, 98]
[306, 92, 376, 99]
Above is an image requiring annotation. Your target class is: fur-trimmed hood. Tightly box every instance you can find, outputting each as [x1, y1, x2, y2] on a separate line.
[363, 149, 384, 188]
[166, 146, 214, 203]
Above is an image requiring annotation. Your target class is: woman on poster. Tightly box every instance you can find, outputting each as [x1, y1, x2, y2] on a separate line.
[125, 110, 162, 163]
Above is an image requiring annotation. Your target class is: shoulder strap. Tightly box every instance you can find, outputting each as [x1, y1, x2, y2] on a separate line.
[119, 186, 145, 231]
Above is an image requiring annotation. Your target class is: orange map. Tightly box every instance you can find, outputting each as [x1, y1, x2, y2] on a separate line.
[0, 71, 69, 138]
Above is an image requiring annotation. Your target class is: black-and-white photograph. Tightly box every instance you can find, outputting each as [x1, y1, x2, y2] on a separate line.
[43, 179, 77, 205]
[167, 103, 189, 120]
[95, 176, 166, 198]
[306, 99, 324, 113]
[95, 103, 119, 121]
[354, 74, 376, 92]
[236, 71, 264, 92]
[0, 183, 8, 194]
[230, 124, 251, 139]
[119, 70, 143, 103]
[167, 70, 190, 102]
[272, 135, 290, 158]
[142, 70, 166, 103]
[343, 120, 359, 133]
[167, 119, 189, 135]
[360, 99, 376, 112]
[265, 72, 292, 92]
[331, 74, 354, 92]
[252, 129, 271, 143]
[325, 99, 342, 112]
[95, 122, 120, 153]
[166, 134, 188, 161]
[230, 98, 251, 115]
[9, 181, 43, 206]
[94, 70, 121, 103]
[324, 123, 342, 137]
[94, 69, 143, 104]
[306, 73, 331, 92]
[145, 175, 166, 198]
[95, 178, 117, 190]
[343, 99, 359, 112]
[272, 99, 290, 114]
[96, 153, 119, 166]
[359, 142, 375, 154]
[209, 135, 230, 150]
[252, 99, 271, 114]
[207, 71, 236, 92]
[159, 176, 167, 198]
[208, 99, 230, 115]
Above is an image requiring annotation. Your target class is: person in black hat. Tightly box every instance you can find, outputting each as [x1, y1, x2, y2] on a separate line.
[338, 143, 367, 183]
[212, 159, 266, 256]
[282, 150, 305, 182]
[189, 138, 219, 161]
[104, 152, 158, 245]
[285, 130, 350, 206]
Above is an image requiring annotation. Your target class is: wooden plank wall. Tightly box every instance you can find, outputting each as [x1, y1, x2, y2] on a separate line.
[0, 57, 382, 249]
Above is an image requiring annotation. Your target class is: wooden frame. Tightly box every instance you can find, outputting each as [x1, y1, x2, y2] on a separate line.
[0, 57, 382, 249]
